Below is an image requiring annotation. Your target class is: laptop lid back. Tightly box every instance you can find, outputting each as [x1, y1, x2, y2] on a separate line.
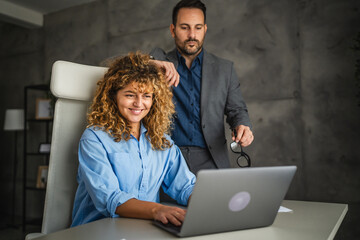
[178, 166, 297, 237]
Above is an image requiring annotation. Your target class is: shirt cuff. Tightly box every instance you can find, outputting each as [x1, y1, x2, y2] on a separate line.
[107, 190, 136, 218]
[179, 184, 194, 206]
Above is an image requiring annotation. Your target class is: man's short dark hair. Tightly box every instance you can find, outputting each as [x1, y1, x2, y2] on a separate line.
[172, 0, 206, 25]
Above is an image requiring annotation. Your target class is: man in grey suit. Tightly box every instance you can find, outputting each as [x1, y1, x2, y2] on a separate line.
[150, 0, 254, 174]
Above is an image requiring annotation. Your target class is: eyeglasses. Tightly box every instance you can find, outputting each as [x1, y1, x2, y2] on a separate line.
[230, 141, 251, 168]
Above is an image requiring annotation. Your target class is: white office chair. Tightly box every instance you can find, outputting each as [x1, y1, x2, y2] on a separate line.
[25, 61, 107, 239]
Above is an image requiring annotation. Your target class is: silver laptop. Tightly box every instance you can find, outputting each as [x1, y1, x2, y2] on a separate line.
[154, 166, 297, 237]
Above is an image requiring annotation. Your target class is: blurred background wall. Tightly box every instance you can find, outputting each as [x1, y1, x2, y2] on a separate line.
[0, 0, 359, 238]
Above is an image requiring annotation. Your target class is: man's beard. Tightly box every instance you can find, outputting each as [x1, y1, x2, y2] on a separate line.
[176, 37, 204, 56]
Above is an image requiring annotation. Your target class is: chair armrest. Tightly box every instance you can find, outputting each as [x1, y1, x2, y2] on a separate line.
[25, 232, 45, 240]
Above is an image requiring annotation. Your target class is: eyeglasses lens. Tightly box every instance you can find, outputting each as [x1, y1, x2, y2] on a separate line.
[237, 155, 249, 168]
[230, 142, 242, 153]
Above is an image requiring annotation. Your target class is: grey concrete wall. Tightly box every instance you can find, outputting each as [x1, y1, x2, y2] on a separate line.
[44, 0, 108, 77]
[0, 0, 359, 237]
[300, 0, 360, 203]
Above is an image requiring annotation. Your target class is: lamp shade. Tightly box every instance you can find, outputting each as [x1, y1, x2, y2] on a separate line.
[4, 109, 25, 131]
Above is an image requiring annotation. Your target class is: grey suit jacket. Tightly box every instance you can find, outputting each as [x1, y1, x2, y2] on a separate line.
[151, 48, 251, 168]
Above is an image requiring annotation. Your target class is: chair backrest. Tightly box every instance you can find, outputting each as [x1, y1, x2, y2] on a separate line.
[41, 61, 107, 234]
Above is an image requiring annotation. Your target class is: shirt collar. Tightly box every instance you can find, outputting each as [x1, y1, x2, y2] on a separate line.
[129, 122, 148, 140]
[140, 122, 148, 135]
[176, 49, 204, 67]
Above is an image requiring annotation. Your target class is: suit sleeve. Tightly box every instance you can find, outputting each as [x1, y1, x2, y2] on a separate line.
[150, 48, 168, 61]
[224, 63, 252, 130]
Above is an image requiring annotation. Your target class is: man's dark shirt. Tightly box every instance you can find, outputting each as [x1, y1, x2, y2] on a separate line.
[171, 50, 206, 148]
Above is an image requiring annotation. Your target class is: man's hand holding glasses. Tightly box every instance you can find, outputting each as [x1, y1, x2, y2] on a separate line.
[231, 126, 254, 168]
[231, 125, 254, 147]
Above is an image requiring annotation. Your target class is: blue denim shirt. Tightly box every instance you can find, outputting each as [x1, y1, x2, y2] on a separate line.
[171, 50, 206, 148]
[71, 124, 195, 227]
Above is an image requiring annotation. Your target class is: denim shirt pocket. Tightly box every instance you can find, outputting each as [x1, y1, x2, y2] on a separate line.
[108, 152, 142, 192]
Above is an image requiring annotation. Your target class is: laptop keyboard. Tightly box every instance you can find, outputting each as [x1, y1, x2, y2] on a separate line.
[159, 222, 182, 233]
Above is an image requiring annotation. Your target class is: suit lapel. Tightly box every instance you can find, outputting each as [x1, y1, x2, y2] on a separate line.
[201, 50, 215, 121]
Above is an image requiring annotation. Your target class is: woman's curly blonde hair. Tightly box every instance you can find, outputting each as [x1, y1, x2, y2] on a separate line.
[88, 52, 175, 150]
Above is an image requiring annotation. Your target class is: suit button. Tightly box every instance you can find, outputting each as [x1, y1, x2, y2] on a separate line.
[208, 145, 212, 150]
[202, 124, 205, 128]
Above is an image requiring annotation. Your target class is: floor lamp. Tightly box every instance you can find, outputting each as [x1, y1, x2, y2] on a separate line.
[4, 109, 25, 227]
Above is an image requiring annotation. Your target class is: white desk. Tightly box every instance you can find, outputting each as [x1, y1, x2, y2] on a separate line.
[34, 200, 348, 240]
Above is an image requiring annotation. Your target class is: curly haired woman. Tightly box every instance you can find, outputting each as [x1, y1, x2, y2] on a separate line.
[71, 53, 195, 227]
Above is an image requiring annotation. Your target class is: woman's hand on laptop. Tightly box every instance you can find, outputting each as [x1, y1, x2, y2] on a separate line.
[116, 198, 186, 226]
[153, 205, 187, 226]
